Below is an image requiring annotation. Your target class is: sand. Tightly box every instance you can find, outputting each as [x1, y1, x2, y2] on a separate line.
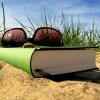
[0, 51, 100, 100]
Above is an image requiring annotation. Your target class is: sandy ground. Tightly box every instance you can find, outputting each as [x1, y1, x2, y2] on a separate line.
[0, 51, 100, 100]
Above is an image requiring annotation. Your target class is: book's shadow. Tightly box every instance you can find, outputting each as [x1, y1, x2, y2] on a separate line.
[47, 69, 100, 83]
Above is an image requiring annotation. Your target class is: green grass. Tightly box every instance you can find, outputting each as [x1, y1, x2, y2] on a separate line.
[61, 12, 100, 47]
[13, 9, 100, 47]
[0, 3, 100, 47]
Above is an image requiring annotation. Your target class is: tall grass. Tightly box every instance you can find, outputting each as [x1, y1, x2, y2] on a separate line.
[61, 12, 86, 46]
[19, 9, 99, 47]
[0, 2, 6, 47]
[14, 10, 100, 47]
[1, 2, 6, 34]
[61, 12, 100, 46]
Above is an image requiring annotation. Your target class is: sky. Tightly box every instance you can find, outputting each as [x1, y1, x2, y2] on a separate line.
[0, 0, 100, 30]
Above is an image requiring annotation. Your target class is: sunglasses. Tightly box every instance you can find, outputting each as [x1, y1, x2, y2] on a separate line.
[2, 27, 63, 47]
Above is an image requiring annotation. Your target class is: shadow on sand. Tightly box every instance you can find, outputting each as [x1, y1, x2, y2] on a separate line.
[47, 69, 100, 83]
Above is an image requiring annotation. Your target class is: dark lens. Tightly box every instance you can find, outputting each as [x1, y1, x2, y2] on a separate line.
[2, 28, 27, 47]
[33, 27, 63, 46]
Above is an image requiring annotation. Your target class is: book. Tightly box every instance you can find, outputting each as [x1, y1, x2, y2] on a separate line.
[31, 47, 98, 77]
[0, 47, 98, 77]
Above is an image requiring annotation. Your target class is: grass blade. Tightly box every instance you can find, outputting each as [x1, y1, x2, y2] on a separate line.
[13, 17, 33, 36]
[1, 2, 6, 33]
[24, 5, 36, 31]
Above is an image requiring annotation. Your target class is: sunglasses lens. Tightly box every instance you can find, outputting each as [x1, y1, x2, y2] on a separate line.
[2, 28, 27, 47]
[33, 27, 63, 46]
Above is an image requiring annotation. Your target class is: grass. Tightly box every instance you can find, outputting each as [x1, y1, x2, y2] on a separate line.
[0, 2, 6, 47]
[13, 9, 100, 47]
[61, 12, 100, 47]
[1, 2, 6, 34]
[0, 3, 100, 47]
